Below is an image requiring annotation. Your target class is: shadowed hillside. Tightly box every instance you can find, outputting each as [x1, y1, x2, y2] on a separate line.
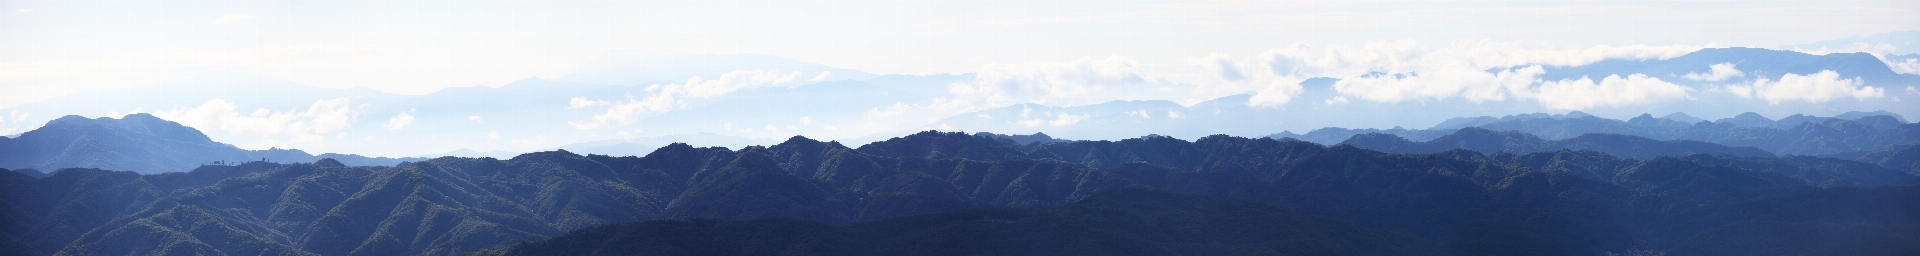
[3, 130, 1915, 255]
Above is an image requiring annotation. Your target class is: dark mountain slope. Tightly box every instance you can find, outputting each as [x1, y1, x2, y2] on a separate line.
[472, 188, 1444, 256]
[1825, 144, 1920, 175]
[4, 130, 1917, 255]
[0, 114, 424, 174]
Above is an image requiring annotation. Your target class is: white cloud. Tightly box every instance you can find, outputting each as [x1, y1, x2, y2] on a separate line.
[1682, 63, 1746, 82]
[211, 14, 252, 24]
[799, 117, 812, 125]
[808, 71, 833, 82]
[1014, 112, 1091, 127]
[487, 130, 500, 140]
[573, 69, 800, 129]
[1124, 109, 1152, 119]
[1189, 41, 1702, 107]
[1728, 70, 1884, 104]
[866, 102, 911, 118]
[1788, 42, 1900, 55]
[152, 98, 356, 146]
[975, 113, 993, 119]
[1332, 66, 1544, 103]
[383, 109, 415, 129]
[944, 56, 1147, 111]
[1531, 74, 1690, 110]
[468, 115, 483, 124]
[1165, 110, 1183, 119]
[0, 110, 28, 135]
[1885, 56, 1920, 75]
[1049, 112, 1089, 126]
[568, 97, 610, 109]
[1323, 96, 1349, 105]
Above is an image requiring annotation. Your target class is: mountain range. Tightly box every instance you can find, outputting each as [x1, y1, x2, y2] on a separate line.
[1276, 110, 1918, 158]
[0, 114, 423, 174]
[2, 113, 1917, 255]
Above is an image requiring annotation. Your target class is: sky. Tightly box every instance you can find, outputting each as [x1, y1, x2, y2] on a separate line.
[3, 0, 1919, 157]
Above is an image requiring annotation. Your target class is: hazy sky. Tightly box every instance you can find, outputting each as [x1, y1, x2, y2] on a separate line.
[5, 0, 1918, 107]
[4, 0, 1919, 157]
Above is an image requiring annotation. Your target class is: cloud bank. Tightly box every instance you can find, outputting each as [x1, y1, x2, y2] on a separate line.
[1728, 70, 1885, 104]
[153, 98, 357, 148]
[571, 69, 799, 129]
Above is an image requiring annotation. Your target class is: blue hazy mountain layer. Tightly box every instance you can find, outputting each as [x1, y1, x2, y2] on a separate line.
[1274, 111, 1917, 158]
[0, 114, 423, 174]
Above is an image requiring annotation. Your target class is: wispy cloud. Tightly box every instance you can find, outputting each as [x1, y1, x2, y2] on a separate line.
[153, 98, 356, 148]
[1191, 41, 1704, 108]
[568, 97, 610, 109]
[211, 14, 252, 24]
[947, 57, 1148, 110]
[571, 70, 799, 129]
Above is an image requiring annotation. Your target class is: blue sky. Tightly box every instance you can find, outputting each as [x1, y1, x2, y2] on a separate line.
[2, 0, 1918, 157]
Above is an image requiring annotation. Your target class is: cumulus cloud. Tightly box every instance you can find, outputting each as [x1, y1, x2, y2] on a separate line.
[468, 115, 484, 124]
[0, 110, 28, 135]
[1682, 63, 1746, 82]
[1124, 109, 1152, 119]
[808, 71, 833, 82]
[211, 14, 252, 24]
[153, 98, 356, 146]
[1190, 41, 1702, 108]
[1332, 66, 1544, 103]
[1885, 56, 1920, 75]
[383, 109, 415, 129]
[1727, 70, 1884, 104]
[571, 69, 800, 129]
[1531, 74, 1690, 110]
[944, 56, 1147, 111]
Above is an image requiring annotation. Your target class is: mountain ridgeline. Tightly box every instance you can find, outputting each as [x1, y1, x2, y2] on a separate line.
[1277, 111, 1920, 166]
[4, 128, 1918, 255]
[0, 114, 425, 174]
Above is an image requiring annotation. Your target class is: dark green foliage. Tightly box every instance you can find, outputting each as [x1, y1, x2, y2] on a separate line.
[476, 189, 1443, 256]
[3, 130, 1916, 256]
[1826, 143, 1920, 175]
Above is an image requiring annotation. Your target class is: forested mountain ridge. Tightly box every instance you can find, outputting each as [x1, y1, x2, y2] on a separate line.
[1274, 111, 1918, 157]
[0, 114, 425, 174]
[4, 130, 1916, 255]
